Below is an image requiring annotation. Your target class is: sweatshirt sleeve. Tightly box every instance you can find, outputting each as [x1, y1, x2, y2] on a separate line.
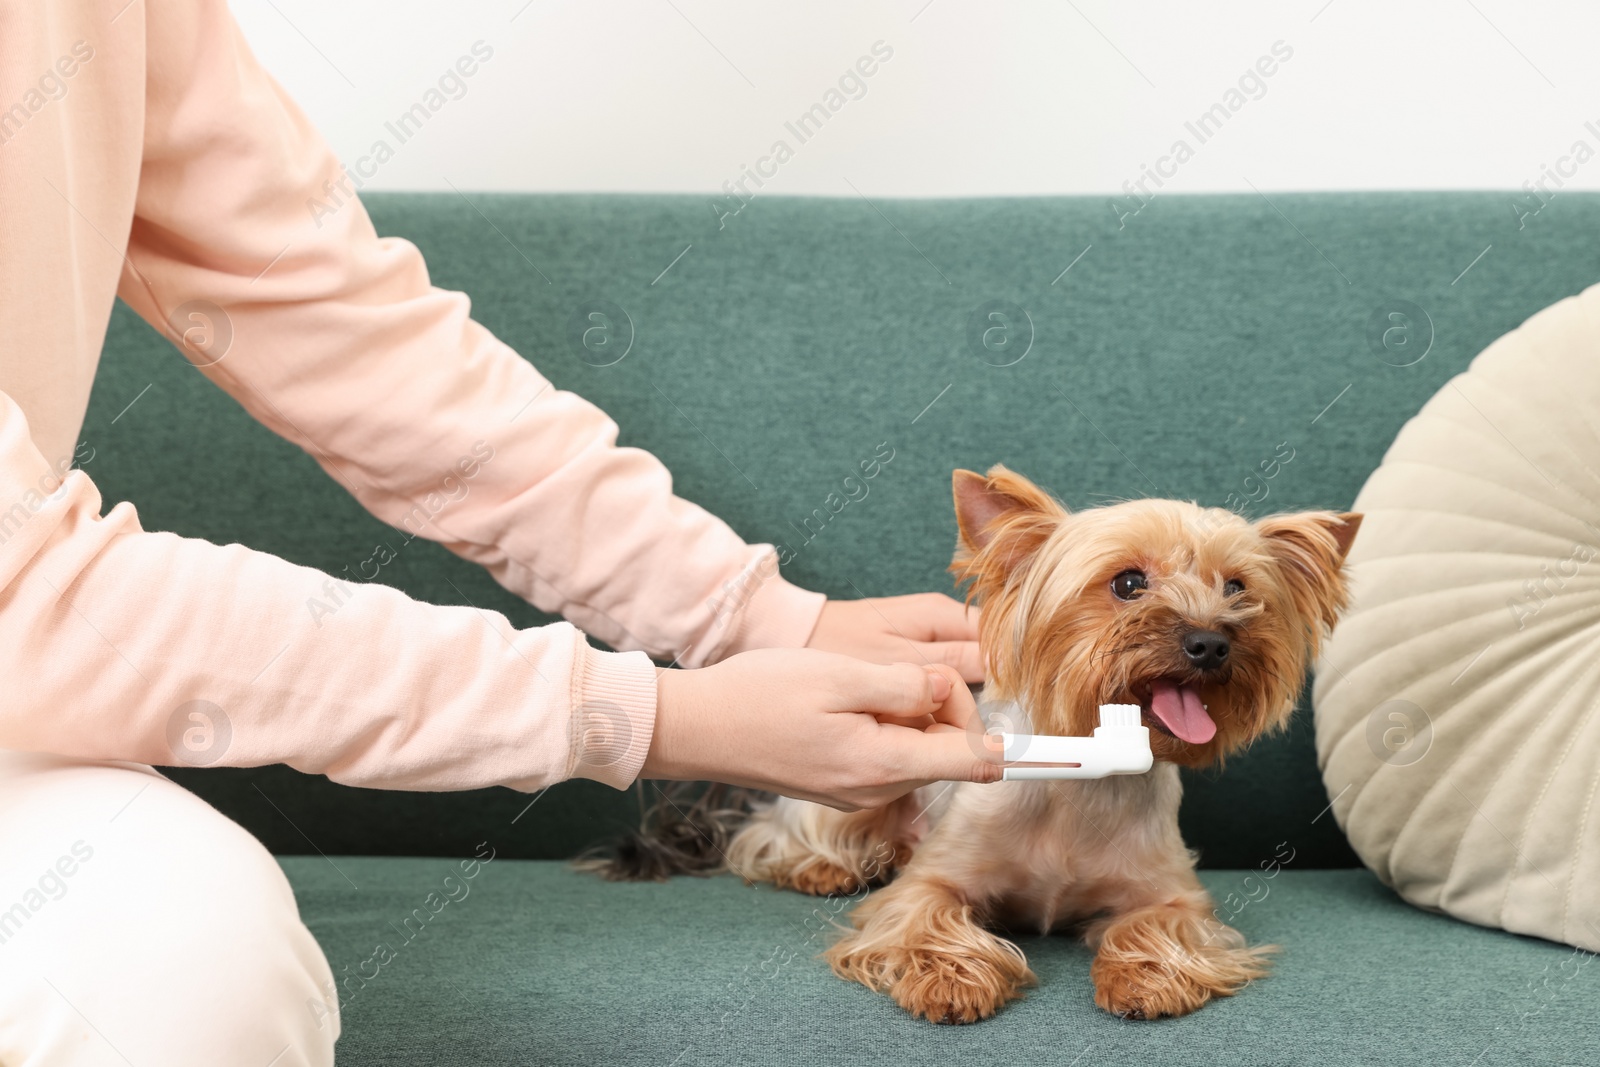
[115, 0, 826, 670]
[0, 392, 656, 791]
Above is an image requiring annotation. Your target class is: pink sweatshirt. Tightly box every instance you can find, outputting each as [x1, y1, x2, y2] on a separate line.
[0, 0, 825, 792]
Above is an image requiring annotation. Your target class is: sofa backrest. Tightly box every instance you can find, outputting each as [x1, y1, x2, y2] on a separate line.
[91, 191, 1599, 866]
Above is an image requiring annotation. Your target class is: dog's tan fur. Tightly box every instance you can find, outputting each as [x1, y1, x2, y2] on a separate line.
[727, 465, 1359, 1023]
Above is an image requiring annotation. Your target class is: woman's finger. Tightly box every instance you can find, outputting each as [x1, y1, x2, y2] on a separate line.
[915, 639, 985, 682]
[827, 659, 949, 719]
[923, 664, 979, 730]
[909, 593, 981, 641]
[877, 722, 1005, 784]
[870, 664, 980, 728]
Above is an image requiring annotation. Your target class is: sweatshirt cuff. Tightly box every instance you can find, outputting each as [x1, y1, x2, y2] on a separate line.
[570, 646, 659, 789]
[719, 567, 827, 660]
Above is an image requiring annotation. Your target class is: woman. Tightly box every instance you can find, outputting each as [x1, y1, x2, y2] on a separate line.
[0, 2, 998, 1062]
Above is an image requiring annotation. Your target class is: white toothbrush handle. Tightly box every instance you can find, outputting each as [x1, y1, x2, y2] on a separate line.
[996, 708, 1153, 779]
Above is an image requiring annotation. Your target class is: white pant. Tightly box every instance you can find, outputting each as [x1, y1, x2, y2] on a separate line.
[0, 751, 338, 1065]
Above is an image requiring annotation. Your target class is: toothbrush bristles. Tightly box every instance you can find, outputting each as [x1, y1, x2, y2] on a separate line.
[1098, 703, 1141, 728]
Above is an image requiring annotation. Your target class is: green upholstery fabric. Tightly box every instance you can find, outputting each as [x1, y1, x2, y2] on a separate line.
[86, 191, 1600, 1062]
[284, 858, 1595, 1066]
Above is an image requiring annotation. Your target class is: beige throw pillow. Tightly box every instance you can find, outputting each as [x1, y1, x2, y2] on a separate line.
[1315, 283, 1600, 952]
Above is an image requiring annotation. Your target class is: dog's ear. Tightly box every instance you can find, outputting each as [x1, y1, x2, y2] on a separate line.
[1255, 511, 1362, 631]
[952, 465, 1066, 553]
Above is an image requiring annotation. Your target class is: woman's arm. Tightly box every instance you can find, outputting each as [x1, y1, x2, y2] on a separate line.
[0, 392, 656, 790]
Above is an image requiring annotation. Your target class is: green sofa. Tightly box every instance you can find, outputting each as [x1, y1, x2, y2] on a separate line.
[92, 191, 1600, 1065]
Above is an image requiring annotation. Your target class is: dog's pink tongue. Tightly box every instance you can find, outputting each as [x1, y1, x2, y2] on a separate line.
[1149, 681, 1217, 744]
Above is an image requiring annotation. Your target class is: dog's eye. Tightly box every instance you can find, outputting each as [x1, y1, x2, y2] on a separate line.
[1111, 570, 1148, 601]
[1224, 578, 1246, 597]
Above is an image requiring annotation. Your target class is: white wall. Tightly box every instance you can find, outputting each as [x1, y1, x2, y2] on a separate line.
[230, 0, 1600, 198]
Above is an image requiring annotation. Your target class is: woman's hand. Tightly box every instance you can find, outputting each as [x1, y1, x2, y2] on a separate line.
[645, 651, 1000, 810]
[804, 593, 983, 682]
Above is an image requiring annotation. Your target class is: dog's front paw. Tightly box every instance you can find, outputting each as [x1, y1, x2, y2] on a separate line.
[1090, 903, 1274, 1020]
[1092, 955, 1220, 1019]
[825, 873, 1035, 1024]
[890, 947, 1027, 1024]
[828, 932, 1034, 1025]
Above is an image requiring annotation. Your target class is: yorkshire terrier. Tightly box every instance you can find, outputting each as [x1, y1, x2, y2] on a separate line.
[724, 465, 1360, 1023]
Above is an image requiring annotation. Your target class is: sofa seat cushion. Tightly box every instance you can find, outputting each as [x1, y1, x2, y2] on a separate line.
[285, 858, 1592, 1066]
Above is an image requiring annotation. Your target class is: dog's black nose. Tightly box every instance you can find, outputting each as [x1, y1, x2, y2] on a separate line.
[1182, 629, 1230, 671]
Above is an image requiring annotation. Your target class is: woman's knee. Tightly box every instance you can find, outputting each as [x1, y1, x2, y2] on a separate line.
[0, 753, 339, 1066]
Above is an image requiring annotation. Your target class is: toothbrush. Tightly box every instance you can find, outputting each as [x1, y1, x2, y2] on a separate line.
[999, 704, 1154, 780]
